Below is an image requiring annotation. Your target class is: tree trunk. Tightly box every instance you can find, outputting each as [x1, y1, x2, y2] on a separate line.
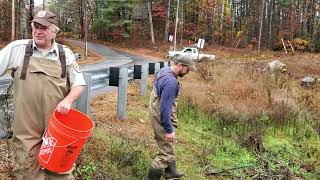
[230, 0, 235, 41]
[84, 0, 88, 59]
[29, 0, 34, 35]
[173, 0, 180, 51]
[19, 0, 28, 39]
[164, 0, 171, 42]
[267, 0, 274, 48]
[12, 0, 15, 41]
[180, 0, 183, 46]
[80, 0, 84, 39]
[147, 0, 155, 45]
[311, 1, 320, 52]
[258, 0, 265, 51]
[220, 0, 224, 45]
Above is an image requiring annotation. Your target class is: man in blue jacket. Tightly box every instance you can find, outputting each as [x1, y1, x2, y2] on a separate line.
[146, 57, 196, 179]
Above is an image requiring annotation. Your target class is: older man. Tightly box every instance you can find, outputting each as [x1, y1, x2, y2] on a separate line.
[146, 57, 196, 180]
[0, 10, 85, 179]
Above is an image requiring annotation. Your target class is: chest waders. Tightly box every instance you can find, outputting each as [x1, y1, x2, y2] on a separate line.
[149, 70, 179, 170]
[11, 40, 74, 180]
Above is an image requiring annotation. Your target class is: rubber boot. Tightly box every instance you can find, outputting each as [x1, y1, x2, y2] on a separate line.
[145, 167, 162, 180]
[164, 161, 184, 179]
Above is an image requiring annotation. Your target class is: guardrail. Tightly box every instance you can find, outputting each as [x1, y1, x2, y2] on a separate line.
[76, 64, 149, 118]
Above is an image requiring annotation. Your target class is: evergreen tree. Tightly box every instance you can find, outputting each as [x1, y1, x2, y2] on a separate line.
[93, 0, 138, 40]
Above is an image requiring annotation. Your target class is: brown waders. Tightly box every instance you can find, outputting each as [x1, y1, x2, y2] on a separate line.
[149, 85, 178, 169]
[11, 41, 74, 180]
[147, 70, 184, 179]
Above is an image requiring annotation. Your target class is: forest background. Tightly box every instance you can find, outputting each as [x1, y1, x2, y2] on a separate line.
[0, 0, 320, 179]
[0, 0, 320, 52]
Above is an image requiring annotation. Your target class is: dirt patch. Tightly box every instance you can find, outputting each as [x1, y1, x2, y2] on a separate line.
[90, 81, 154, 146]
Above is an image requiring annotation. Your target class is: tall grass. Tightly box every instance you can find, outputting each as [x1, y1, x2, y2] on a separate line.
[177, 99, 320, 179]
[176, 60, 320, 178]
[75, 128, 152, 180]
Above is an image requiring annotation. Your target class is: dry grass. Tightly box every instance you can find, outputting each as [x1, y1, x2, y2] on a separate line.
[181, 62, 268, 119]
[179, 58, 320, 128]
[90, 81, 154, 145]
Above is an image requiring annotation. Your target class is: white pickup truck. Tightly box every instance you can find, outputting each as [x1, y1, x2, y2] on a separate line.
[166, 47, 215, 61]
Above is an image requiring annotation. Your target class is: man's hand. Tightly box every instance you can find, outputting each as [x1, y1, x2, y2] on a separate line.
[55, 86, 85, 115]
[55, 98, 72, 115]
[165, 132, 176, 142]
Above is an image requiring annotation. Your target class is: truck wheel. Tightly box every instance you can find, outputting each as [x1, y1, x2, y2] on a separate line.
[200, 57, 209, 62]
[173, 54, 180, 60]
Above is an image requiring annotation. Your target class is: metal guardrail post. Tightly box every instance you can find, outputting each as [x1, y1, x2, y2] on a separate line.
[117, 67, 128, 120]
[155, 63, 160, 74]
[76, 73, 91, 115]
[141, 64, 149, 96]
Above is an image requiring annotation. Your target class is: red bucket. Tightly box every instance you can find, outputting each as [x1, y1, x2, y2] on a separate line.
[38, 109, 94, 173]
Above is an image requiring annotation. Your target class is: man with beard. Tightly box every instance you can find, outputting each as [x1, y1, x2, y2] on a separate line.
[146, 56, 196, 180]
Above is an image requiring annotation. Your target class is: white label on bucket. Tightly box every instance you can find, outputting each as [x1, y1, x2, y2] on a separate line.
[39, 134, 58, 164]
[40, 137, 57, 156]
[42, 137, 57, 148]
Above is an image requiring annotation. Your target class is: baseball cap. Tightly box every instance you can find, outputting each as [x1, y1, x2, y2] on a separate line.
[32, 10, 57, 26]
[175, 56, 197, 71]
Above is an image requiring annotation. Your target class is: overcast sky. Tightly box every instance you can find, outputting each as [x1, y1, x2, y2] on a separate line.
[34, 0, 43, 7]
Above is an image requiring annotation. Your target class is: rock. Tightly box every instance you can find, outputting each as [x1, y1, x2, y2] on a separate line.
[263, 60, 287, 87]
[263, 60, 287, 75]
[301, 76, 316, 87]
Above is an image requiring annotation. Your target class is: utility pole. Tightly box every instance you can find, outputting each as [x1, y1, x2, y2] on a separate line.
[84, 0, 88, 59]
[173, 0, 180, 52]
[43, 0, 45, 10]
[12, 0, 15, 41]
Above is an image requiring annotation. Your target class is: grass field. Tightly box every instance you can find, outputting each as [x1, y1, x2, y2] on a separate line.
[76, 55, 320, 179]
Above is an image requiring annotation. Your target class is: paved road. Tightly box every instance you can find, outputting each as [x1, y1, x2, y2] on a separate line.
[68, 39, 161, 69]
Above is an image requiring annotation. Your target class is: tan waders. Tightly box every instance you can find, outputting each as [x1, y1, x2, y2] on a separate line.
[11, 41, 74, 180]
[147, 70, 184, 179]
[149, 85, 177, 169]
